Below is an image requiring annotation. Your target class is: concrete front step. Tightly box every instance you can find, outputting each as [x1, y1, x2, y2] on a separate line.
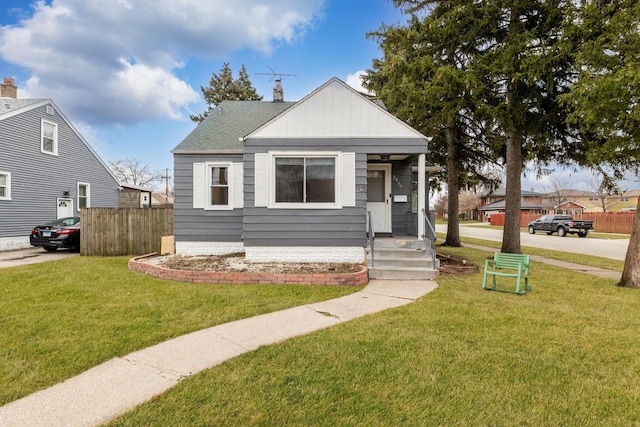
[370, 256, 437, 269]
[369, 266, 439, 280]
[368, 247, 430, 259]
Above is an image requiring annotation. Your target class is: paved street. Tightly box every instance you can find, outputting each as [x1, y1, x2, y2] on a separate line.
[436, 223, 630, 261]
[0, 247, 79, 269]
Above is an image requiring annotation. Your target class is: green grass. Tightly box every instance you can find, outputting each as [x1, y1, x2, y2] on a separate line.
[0, 257, 360, 405]
[437, 233, 626, 272]
[107, 245, 640, 426]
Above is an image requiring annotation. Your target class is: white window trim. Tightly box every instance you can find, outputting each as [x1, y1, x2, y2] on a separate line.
[77, 182, 90, 210]
[205, 162, 234, 210]
[269, 151, 342, 209]
[41, 119, 58, 155]
[0, 171, 11, 200]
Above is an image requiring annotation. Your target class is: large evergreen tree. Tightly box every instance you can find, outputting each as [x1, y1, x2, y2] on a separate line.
[561, 0, 640, 287]
[367, 0, 575, 253]
[365, 2, 498, 247]
[474, 0, 576, 253]
[190, 63, 263, 123]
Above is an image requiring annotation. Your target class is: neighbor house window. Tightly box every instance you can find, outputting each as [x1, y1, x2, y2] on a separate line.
[78, 182, 90, 209]
[274, 156, 336, 204]
[41, 119, 58, 155]
[0, 172, 10, 200]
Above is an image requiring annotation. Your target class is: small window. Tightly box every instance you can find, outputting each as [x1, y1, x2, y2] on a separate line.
[46, 105, 54, 115]
[41, 120, 58, 155]
[204, 162, 234, 210]
[0, 171, 10, 200]
[620, 196, 629, 202]
[210, 165, 229, 206]
[78, 182, 90, 209]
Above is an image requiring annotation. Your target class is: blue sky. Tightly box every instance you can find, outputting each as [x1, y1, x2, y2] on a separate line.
[1, 0, 638, 192]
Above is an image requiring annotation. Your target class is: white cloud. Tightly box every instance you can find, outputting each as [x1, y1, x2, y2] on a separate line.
[345, 70, 372, 95]
[0, 0, 325, 125]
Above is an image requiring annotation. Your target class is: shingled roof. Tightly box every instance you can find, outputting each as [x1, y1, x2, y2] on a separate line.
[173, 100, 295, 153]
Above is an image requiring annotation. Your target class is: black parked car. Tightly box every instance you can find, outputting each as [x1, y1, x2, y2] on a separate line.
[30, 216, 81, 251]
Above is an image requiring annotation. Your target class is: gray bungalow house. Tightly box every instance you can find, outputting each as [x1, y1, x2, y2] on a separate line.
[172, 77, 434, 264]
[0, 77, 120, 250]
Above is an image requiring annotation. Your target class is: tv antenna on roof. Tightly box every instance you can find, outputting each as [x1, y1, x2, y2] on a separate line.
[255, 66, 297, 82]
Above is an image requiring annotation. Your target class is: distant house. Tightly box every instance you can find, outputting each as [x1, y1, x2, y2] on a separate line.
[119, 183, 153, 208]
[544, 189, 639, 213]
[0, 77, 120, 250]
[477, 188, 552, 221]
[172, 77, 435, 263]
[151, 193, 174, 206]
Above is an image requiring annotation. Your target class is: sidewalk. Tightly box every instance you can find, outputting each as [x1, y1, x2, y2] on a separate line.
[0, 280, 438, 427]
[463, 242, 622, 280]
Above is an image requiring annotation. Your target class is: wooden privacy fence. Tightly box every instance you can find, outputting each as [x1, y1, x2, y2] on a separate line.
[491, 212, 636, 234]
[80, 208, 173, 256]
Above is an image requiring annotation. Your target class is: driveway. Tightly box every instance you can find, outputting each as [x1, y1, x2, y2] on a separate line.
[436, 223, 630, 261]
[0, 247, 79, 269]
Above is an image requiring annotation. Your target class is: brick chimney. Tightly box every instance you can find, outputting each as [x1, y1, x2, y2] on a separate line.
[1, 77, 17, 99]
[273, 79, 284, 102]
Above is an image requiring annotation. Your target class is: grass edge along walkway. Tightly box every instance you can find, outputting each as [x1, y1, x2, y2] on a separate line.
[0, 280, 437, 427]
[461, 242, 622, 280]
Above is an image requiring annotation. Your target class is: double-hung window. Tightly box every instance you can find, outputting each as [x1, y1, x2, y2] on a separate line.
[209, 165, 230, 206]
[192, 162, 242, 210]
[0, 172, 10, 200]
[78, 182, 90, 209]
[275, 156, 336, 204]
[41, 119, 58, 155]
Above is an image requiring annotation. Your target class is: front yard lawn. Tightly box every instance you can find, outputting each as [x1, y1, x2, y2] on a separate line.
[108, 245, 640, 426]
[0, 256, 359, 405]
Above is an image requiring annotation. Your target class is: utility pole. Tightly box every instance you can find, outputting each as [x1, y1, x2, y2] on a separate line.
[161, 168, 171, 203]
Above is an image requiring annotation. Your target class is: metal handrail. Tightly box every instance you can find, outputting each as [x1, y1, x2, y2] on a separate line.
[421, 208, 437, 267]
[367, 211, 375, 268]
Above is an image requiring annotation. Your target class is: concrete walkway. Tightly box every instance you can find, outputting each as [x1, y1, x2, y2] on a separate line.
[463, 242, 622, 280]
[0, 280, 438, 427]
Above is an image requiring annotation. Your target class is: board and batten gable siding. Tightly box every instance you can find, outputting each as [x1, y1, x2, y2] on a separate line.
[249, 79, 425, 140]
[173, 153, 243, 242]
[0, 103, 120, 242]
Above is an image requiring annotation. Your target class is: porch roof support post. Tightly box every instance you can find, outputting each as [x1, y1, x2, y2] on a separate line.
[418, 153, 426, 240]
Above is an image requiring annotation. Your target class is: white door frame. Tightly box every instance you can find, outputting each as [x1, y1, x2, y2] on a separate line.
[57, 198, 74, 218]
[367, 163, 392, 234]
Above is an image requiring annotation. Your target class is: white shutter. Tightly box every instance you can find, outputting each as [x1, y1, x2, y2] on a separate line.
[233, 163, 244, 208]
[254, 153, 269, 207]
[193, 163, 206, 209]
[341, 152, 356, 207]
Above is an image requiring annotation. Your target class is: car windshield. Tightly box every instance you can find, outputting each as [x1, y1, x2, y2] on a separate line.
[45, 217, 79, 227]
[537, 216, 548, 222]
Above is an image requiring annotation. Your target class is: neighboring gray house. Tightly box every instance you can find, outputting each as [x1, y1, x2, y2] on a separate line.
[172, 77, 433, 263]
[0, 77, 120, 250]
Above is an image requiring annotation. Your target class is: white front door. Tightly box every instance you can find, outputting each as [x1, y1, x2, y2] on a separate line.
[367, 164, 392, 234]
[57, 198, 74, 218]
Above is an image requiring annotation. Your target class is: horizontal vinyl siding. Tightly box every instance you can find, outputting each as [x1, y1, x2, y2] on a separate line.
[173, 153, 243, 242]
[243, 139, 369, 247]
[0, 105, 120, 238]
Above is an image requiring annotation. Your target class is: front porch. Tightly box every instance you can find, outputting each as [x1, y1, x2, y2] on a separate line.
[366, 235, 439, 280]
[366, 153, 439, 238]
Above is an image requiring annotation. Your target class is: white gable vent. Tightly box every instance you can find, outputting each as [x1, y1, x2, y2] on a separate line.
[46, 105, 54, 115]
